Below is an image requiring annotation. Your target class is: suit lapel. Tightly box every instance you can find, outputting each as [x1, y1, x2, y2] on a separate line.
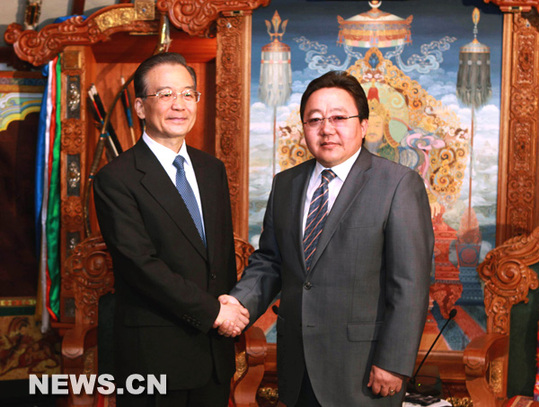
[306, 149, 373, 275]
[134, 141, 208, 260]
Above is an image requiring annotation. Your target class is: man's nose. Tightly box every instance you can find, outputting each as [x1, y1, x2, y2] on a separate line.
[321, 117, 336, 133]
[171, 94, 186, 108]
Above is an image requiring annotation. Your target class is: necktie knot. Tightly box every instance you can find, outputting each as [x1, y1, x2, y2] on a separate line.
[321, 169, 336, 185]
[173, 155, 186, 172]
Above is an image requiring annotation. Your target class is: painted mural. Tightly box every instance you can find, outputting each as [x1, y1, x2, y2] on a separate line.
[249, 0, 502, 351]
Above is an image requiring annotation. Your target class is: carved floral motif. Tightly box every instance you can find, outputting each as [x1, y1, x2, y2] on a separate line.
[216, 15, 247, 229]
[157, 0, 270, 36]
[64, 236, 114, 326]
[62, 197, 83, 229]
[4, 5, 159, 66]
[498, 11, 539, 242]
[235, 235, 254, 279]
[62, 119, 84, 155]
[477, 227, 539, 334]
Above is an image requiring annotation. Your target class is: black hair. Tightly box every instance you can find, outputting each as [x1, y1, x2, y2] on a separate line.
[133, 52, 197, 98]
[300, 70, 369, 122]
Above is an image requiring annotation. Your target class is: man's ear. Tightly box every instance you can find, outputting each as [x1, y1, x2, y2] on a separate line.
[360, 119, 369, 137]
[134, 98, 146, 120]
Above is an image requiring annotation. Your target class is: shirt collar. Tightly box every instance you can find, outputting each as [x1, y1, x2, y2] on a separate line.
[142, 133, 192, 168]
[313, 146, 361, 182]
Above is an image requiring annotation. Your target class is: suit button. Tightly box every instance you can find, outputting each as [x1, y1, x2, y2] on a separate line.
[304, 282, 312, 290]
[210, 273, 217, 280]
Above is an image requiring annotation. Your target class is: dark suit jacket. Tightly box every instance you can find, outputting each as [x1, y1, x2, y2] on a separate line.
[231, 148, 434, 406]
[93, 139, 237, 390]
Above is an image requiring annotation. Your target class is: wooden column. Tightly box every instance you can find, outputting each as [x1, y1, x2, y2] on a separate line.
[216, 12, 253, 240]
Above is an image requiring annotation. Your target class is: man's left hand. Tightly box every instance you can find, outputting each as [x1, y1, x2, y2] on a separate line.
[367, 365, 404, 397]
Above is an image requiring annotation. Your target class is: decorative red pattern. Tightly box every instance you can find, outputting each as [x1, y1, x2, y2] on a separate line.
[505, 395, 539, 406]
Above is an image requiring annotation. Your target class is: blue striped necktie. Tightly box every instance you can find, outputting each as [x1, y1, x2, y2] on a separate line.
[303, 169, 336, 271]
[173, 155, 206, 246]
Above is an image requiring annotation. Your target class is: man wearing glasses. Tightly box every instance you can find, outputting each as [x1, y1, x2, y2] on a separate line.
[220, 70, 434, 406]
[93, 52, 249, 407]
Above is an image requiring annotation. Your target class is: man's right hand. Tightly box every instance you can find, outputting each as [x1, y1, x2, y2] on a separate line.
[213, 295, 249, 337]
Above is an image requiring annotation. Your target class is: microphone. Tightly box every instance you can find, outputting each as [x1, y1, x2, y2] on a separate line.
[407, 308, 457, 396]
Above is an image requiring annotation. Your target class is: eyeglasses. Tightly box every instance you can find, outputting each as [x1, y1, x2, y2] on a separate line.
[303, 115, 360, 130]
[145, 89, 201, 103]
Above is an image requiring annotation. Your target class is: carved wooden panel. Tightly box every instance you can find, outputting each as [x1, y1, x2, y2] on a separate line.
[477, 226, 539, 334]
[4, 5, 159, 66]
[486, 0, 539, 12]
[496, 8, 539, 244]
[216, 13, 252, 238]
[63, 235, 114, 330]
[157, 0, 270, 36]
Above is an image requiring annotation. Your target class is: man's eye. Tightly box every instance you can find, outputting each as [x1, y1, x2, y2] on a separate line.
[308, 118, 323, 125]
[183, 90, 195, 99]
[331, 116, 347, 123]
[158, 91, 173, 100]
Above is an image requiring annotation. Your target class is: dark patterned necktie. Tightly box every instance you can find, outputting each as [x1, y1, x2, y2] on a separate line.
[303, 169, 336, 271]
[173, 155, 206, 246]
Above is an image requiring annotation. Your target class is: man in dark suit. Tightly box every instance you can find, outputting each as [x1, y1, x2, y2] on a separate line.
[220, 70, 434, 406]
[93, 52, 249, 407]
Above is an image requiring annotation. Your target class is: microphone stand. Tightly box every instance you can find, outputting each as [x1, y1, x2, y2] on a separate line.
[407, 308, 457, 396]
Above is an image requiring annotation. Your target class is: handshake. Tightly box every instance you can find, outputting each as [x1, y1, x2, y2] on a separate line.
[212, 295, 250, 337]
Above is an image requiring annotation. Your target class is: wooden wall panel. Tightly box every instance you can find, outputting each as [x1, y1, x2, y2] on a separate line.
[495, 7, 539, 245]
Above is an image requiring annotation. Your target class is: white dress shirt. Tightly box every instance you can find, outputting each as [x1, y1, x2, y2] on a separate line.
[302, 148, 361, 234]
[142, 133, 206, 235]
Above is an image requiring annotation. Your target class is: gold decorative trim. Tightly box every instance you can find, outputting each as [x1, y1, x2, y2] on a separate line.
[83, 349, 96, 375]
[257, 386, 279, 404]
[446, 397, 473, 407]
[157, 0, 270, 36]
[234, 350, 247, 380]
[489, 357, 504, 394]
[135, 0, 155, 20]
[0, 297, 37, 307]
[62, 50, 81, 70]
[95, 8, 137, 32]
[5, 5, 159, 66]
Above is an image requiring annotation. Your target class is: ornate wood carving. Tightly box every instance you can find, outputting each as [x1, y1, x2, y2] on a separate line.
[4, 1, 270, 67]
[216, 14, 251, 238]
[4, 5, 159, 66]
[63, 235, 114, 330]
[62, 119, 85, 155]
[234, 235, 255, 279]
[476, 226, 539, 334]
[485, 0, 539, 12]
[493, 3, 539, 244]
[62, 197, 84, 230]
[464, 225, 539, 406]
[157, 0, 270, 36]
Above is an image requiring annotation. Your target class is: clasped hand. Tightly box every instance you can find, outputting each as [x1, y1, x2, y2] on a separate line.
[212, 295, 249, 337]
